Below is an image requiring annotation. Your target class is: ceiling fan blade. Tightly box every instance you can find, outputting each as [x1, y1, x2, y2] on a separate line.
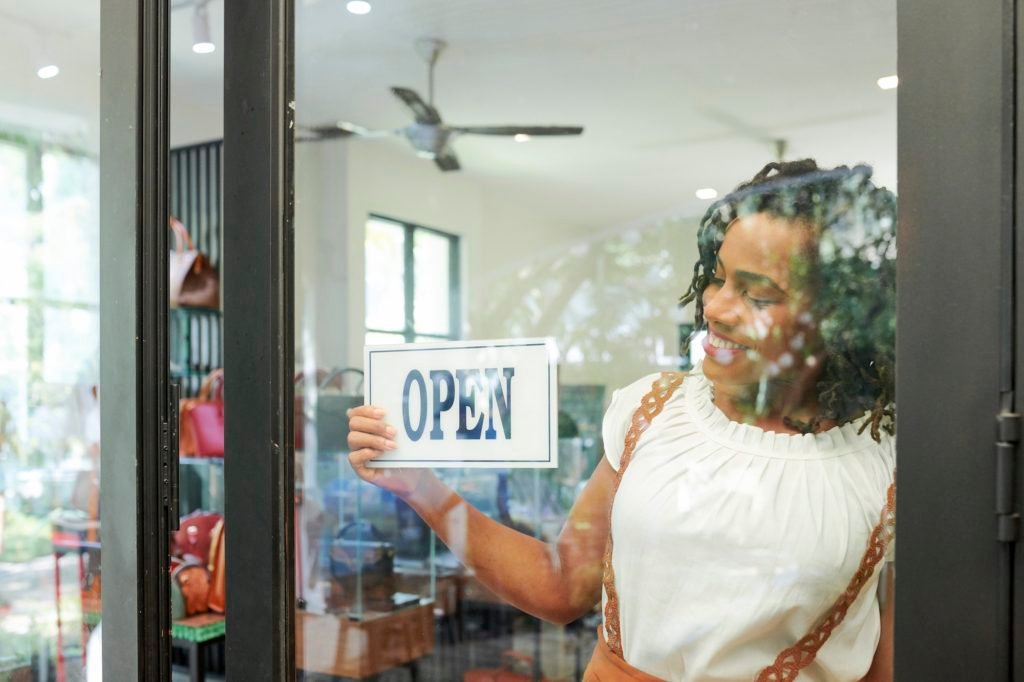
[391, 87, 442, 125]
[434, 150, 461, 172]
[299, 125, 356, 140]
[298, 122, 397, 140]
[451, 125, 584, 137]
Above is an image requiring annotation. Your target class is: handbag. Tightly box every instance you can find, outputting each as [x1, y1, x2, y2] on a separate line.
[294, 370, 330, 452]
[169, 216, 219, 310]
[179, 369, 225, 457]
[316, 368, 364, 453]
[328, 520, 395, 611]
[172, 510, 222, 564]
[207, 518, 226, 613]
[171, 559, 212, 620]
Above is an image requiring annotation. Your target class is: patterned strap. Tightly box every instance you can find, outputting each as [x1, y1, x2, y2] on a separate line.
[602, 371, 687, 658]
[600, 371, 897, 681]
[755, 480, 896, 681]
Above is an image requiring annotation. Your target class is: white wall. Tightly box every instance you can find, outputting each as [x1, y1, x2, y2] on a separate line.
[294, 138, 703, 400]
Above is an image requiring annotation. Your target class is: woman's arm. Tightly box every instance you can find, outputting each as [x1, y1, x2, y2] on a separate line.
[347, 404, 616, 625]
[860, 563, 894, 682]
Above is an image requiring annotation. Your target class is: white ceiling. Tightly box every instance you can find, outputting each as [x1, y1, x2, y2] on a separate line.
[0, 0, 896, 229]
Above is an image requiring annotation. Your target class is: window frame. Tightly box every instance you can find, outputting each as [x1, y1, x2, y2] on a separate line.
[0, 135, 100, 400]
[365, 213, 462, 343]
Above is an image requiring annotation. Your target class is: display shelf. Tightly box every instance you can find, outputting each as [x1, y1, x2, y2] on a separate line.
[180, 456, 224, 466]
[170, 306, 222, 398]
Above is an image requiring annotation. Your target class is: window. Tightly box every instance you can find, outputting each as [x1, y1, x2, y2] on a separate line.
[0, 131, 100, 674]
[364, 215, 460, 345]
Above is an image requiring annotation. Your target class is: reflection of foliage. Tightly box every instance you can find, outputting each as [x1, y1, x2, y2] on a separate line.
[473, 222, 692, 378]
[0, 507, 51, 562]
[0, 401, 19, 459]
[681, 160, 897, 440]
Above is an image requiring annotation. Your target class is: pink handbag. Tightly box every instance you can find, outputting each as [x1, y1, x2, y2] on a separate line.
[179, 369, 225, 457]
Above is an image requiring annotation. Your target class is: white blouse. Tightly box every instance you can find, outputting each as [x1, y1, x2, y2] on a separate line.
[601, 366, 895, 681]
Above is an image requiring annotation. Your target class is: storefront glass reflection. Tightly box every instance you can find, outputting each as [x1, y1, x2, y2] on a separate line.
[294, 2, 897, 679]
[0, 5, 102, 680]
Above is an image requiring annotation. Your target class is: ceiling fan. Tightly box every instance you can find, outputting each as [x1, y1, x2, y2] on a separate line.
[298, 38, 585, 172]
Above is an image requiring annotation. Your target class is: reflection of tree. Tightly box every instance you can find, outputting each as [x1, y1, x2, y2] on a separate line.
[472, 219, 695, 373]
[0, 401, 15, 456]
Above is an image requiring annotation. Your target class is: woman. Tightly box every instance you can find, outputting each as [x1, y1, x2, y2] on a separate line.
[347, 160, 897, 681]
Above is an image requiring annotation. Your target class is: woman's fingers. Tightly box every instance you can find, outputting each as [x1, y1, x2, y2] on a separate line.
[348, 404, 385, 419]
[348, 448, 382, 468]
[347, 430, 397, 452]
[349, 415, 396, 438]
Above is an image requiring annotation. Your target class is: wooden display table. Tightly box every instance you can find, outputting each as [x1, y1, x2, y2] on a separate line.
[172, 613, 226, 682]
[296, 602, 434, 679]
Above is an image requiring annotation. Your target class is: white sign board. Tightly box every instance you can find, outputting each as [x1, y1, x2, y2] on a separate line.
[364, 338, 558, 468]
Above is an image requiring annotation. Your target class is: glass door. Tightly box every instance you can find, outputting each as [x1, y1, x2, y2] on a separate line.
[0, 0, 175, 680]
[220, 0, 1021, 679]
[289, 2, 902, 680]
[0, 5, 106, 678]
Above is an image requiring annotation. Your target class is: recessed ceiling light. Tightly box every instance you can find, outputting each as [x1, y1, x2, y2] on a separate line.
[37, 65, 60, 79]
[514, 134, 531, 143]
[877, 75, 898, 90]
[193, 42, 216, 54]
[346, 1, 372, 14]
[695, 188, 718, 200]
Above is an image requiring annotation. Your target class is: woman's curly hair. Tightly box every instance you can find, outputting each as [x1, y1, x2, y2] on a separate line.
[679, 159, 897, 442]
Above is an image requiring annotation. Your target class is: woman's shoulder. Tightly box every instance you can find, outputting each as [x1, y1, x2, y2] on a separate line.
[601, 371, 691, 471]
[609, 371, 689, 412]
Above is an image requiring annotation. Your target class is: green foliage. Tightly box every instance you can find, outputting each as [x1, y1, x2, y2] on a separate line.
[0, 508, 52, 563]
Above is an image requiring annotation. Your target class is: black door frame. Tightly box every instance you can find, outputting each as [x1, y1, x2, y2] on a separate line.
[223, 0, 297, 679]
[100, 0, 174, 679]
[223, 0, 1022, 678]
[895, 0, 1016, 678]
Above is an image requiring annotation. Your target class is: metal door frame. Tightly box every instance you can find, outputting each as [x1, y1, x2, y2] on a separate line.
[100, 0, 174, 679]
[223, 0, 297, 678]
[897, 0, 1016, 678]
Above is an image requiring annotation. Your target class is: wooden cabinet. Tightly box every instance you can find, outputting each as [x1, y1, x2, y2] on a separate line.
[296, 603, 434, 679]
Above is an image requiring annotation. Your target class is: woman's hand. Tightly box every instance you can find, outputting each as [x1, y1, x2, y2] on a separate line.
[346, 404, 433, 499]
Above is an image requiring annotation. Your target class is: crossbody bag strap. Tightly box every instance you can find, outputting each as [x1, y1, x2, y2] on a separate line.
[755, 478, 896, 682]
[602, 371, 687, 659]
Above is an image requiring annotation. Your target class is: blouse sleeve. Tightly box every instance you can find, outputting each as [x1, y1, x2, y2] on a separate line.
[602, 373, 663, 471]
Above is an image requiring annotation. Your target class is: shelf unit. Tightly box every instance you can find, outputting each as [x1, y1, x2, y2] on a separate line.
[170, 140, 225, 517]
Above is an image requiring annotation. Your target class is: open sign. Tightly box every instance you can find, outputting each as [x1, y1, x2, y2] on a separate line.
[364, 338, 558, 468]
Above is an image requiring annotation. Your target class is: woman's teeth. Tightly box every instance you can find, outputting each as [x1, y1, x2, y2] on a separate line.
[709, 333, 747, 350]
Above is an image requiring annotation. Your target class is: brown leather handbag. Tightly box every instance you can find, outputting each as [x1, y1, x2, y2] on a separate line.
[169, 216, 219, 309]
[207, 518, 226, 613]
[171, 559, 212, 619]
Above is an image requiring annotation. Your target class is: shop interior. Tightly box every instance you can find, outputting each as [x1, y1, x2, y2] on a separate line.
[0, 0, 897, 680]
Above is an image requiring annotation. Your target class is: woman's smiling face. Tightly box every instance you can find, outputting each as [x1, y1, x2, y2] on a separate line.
[700, 212, 821, 392]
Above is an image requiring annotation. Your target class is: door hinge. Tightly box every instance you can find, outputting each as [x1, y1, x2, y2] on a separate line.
[996, 411, 1020, 542]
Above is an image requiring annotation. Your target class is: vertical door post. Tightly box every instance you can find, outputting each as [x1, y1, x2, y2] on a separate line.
[100, 0, 172, 679]
[223, 0, 296, 678]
